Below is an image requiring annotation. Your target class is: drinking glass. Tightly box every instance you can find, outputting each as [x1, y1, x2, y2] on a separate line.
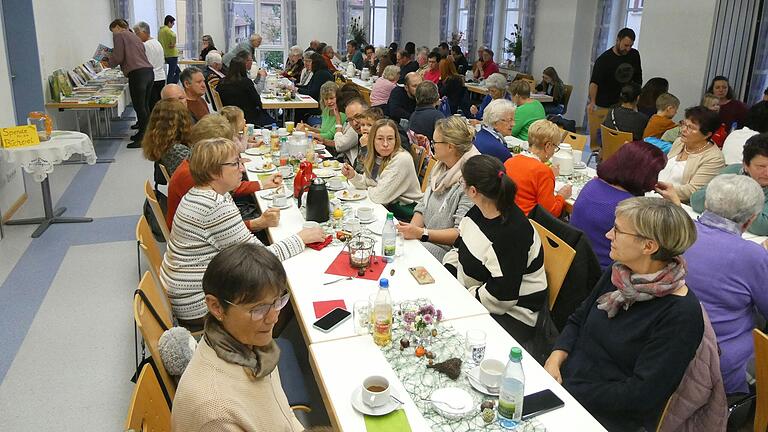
[465, 329, 487, 365]
[353, 300, 371, 335]
[395, 232, 405, 257]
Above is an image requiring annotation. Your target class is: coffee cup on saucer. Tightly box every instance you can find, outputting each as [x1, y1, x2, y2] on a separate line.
[479, 359, 504, 389]
[272, 193, 288, 208]
[278, 165, 293, 177]
[357, 206, 374, 222]
[328, 178, 344, 190]
[362, 376, 390, 407]
[344, 217, 361, 234]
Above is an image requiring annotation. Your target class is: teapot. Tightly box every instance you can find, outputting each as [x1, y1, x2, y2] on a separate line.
[299, 178, 330, 223]
[552, 143, 574, 176]
[27, 112, 53, 141]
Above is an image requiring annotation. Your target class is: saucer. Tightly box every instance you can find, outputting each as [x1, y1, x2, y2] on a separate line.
[350, 387, 401, 416]
[358, 216, 376, 224]
[430, 387, 474, 419]
[248, 166, 276, 173]
[327, 183, 346, 191]
[244, 147, 267, 156]
[315, 169, 335, 178]
[269, 201, 292, 209]
[466, 366, 499, 396]
[573, 161, 587, 169]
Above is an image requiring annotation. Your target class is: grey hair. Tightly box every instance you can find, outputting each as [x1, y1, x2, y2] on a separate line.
[289, 45, 302, 56]
[415, 81, 440, 106]
[133, 21, 150, 35]
[303, 50, 315, 60]
[375, 46, 389, 58]
[323, 45, 334, 54]
[205, 51, 222, 66]
[482, 99, 516, 127]
[416, 46, 430, 59]
[382, 65, 400, 81]
[704, 174, 764, 225]
[485, 73, 508, 91]
[158, 327, 196, 376]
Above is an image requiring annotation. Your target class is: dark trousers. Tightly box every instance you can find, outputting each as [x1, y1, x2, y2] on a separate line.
[128, 67, 154, 140]
[149, 80, 165, 114]
[165, 56, 180, 84]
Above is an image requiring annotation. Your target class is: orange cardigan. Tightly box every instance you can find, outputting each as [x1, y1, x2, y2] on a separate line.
[504, 154, 565, 217]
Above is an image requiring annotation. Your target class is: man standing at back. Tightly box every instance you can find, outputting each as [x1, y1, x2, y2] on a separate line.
[158, 15, 180, 84]
[588, 28, 642, 154]
[133, 21, 166, 114]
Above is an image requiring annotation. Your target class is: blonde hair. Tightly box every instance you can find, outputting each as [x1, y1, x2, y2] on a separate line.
[509, 79, 531, 97]
[189, 138, 239, 185]
[364, 119, 402, 175]
[142, 100, 192, 161]
[615, 197, 697, 261]
[527, 119, 564, 149]
[188, 114, 234, 146]
[434, 115, 475, 154]
[219, 106, 245, 135]
[382, 65, 400, 81]
[655, 93, 680, 111]
[319, 81, 339, 110]
[701, 93, 719, 109]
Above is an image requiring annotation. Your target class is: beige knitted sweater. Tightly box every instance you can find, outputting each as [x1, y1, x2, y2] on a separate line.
[171, 338, 304, 432]
[349, 150, 424, 205]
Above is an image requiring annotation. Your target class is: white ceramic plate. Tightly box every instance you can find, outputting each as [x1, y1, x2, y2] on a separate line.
[314, 143, 326, 151]
[359, 216, 376, 224]
[244, 147, 268, 156]
[430, 387, 474, 419]
[247, 164, 277, 173]
[315, 169, 336, 178]
[350, 387, 401, 416]
[466, 366, 499, 396]
[326, 182, 347, 191]
[335, 190, 366, 201]
[269, 201, 292, 210]
[574, 161, 587, 169]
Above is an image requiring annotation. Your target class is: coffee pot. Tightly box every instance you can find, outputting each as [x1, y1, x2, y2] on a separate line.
[552, 143, 574, 176]
[300, 178, 330, 223]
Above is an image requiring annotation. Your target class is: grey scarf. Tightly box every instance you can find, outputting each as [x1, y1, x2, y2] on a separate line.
[204, 316, 280, 378]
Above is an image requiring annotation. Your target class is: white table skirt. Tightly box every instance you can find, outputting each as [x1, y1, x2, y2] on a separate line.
[0, 131, 96, 182]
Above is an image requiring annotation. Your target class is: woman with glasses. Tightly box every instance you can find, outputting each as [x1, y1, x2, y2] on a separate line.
[545, 197, 705, 431]
[172, 243, 306, 431]
[656, 106, 726, 203]
[473, 99, 514, 162]
[341, 119, 423, 220]
[504, 119, 572, 217]
[161, 138, 325, 329]
[469, 73, 510, 120]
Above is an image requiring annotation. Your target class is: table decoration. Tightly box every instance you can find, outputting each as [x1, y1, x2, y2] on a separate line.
[325, 250, 387, 281]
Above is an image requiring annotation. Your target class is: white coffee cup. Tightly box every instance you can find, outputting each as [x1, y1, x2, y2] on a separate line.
[328, 178, 344, 190]
[278, 165, 293, 177]
[357, 206, 374, 221]
[479, 358, 505, 389]
[344, 217, 361, 234]
[362, 376, 390, 408]
[272, 193, 288, 208]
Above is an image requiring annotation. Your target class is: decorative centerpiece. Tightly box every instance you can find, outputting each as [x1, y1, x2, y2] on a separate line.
[346, 232, 375, 269]
[402, 303, 443, 347]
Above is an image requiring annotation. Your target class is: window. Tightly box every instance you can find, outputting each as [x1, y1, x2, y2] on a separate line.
[502, 0, 520, 62]
[457, 0, 469, 51]
[348, 0, 389, 48]
[228, 1, 286, 69]
[234, 1, 256, 45]
[174, 1, 187, 56]
[624, 0, 643, 48]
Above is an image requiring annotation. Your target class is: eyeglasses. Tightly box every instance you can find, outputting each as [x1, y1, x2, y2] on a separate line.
[224, 292, 290, 321]
[680, 121, 700, 132]
[221, 158, 246, 167]
[611, 224, 645, 239]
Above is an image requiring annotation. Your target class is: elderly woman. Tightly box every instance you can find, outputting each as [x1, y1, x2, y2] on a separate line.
[198, 34, 216, 61]
[172, 243, 305, 431]
[571, 141, 666, 269]
[217, 57, 275, 126]
[545, 197, 705, 431]
[657, 106, 726, 202]
[282, 45, 304, 82]
[296, 81, 346, 140]
[341, 119, 423, 220]
[505, 119, 572, 216]
[474, 99, 514, 162]
[396, 116, 479, 260]
[601, 82, 649, 141]
[473, 48, 500, 80]
[142, 99, 192, 176]
[408, 81, 445, 141]
[370, 65, 399, 108]
[161, 138, 325, 328]
[297, 51, 314, 86]
[375, 46, 393, 77]
[469, 73, 510, 120]
[510, 80, 547, 141]
[708, 75, 748, 129]
[297, 52, 335, 121]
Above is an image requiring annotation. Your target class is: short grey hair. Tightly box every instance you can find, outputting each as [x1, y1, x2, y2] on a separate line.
[704, 174, 765, 225]
[205, 51, 222, 66]
[323, 45, 334, 55]
[303, 50, 315, 60]
[482, 99, 516, 127]
[485, 73, 508, 91]
[289, 45, 302, 56]
[415, 81, 440, 106]
[133, 21, 150, 35]
[382, 65, 400, 81]
[375, 46, 389, 59]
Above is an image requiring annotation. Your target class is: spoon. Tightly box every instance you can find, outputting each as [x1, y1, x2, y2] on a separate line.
[427, 398, 466, 410]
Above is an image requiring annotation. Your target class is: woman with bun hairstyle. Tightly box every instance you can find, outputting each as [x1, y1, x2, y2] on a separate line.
[602, 82, 650, 141]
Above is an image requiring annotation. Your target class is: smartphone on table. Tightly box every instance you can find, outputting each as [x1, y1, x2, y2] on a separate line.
[521, 389, 565, 420]
[312, 307, 352, 333]
[408, 266, 435, 284]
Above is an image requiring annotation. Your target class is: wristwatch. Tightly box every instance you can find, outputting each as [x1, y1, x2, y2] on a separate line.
[420, 228, 429, 242]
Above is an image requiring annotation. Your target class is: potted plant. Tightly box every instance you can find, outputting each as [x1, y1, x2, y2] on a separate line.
[504, 24, 523, 68]
[349, 16, 367, 46]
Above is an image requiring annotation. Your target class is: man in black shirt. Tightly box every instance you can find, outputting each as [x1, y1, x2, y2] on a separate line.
[396, 50, 419, 84]
[388, 72, 422, 124]
[588, 28, 642, 150]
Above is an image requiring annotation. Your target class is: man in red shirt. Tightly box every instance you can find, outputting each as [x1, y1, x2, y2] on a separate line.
[180, 66, 210, 121]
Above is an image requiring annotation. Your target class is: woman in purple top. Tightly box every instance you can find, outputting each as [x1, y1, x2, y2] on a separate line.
[571, 141, 666, 268]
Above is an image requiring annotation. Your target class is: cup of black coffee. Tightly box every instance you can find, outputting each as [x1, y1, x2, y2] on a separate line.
[362, 376, 390, 407]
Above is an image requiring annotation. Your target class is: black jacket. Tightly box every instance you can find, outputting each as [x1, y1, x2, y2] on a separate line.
[397, 61, 420, 84]
[216, 78, 275, 126]
[297, 68, 334, 101]
[387, 86, 416, 124]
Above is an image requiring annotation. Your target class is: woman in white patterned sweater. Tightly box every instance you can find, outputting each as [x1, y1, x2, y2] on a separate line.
[161, 138, 325, 328]
[446, 154, 547, 343]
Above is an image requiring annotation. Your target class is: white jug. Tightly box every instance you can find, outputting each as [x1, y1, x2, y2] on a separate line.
[346, 63, 357, 77]
[553, 143, 574, 176]
[361, 68, 370, 80]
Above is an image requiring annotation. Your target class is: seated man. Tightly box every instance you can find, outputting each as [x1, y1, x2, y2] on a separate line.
[388, 72, 422, 124]
[160, 83, 187, 106]
[422, 51, 441, 84]
[691, 133, 768, 236]
[204, 51, 225, 80]
[684, 174, 768, 395]
[181, 66, 212, 122]
[396, 50, 419, 85]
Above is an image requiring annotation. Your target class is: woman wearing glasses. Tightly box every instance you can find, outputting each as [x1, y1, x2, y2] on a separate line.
[172, 243, 305, 431]
[161, 138, 325, 330]
[544, 197, 705, 431]
[504, 119, 572, 217]
[473, 98, 514, 162]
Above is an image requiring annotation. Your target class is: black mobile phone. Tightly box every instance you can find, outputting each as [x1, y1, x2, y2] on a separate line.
[312, 307, 352, 333]
[521, 389, 565, 420]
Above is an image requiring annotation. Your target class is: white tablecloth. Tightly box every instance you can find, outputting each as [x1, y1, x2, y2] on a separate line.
[0, 131, 96, 182]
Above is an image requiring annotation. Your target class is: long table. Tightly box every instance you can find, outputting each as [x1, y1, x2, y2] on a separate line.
[465, 83, 553, 103]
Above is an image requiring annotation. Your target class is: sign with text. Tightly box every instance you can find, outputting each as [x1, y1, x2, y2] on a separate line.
[0, 125, 40, 149]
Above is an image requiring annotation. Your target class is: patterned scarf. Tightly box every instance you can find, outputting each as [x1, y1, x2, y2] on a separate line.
[597, 257, 688, 318]
[204, 316, 280, 378]
[430, 146, 480, 193]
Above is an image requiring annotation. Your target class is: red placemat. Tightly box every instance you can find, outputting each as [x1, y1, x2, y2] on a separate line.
[313, 299, 347, 318]
[325, 251, 387, 281]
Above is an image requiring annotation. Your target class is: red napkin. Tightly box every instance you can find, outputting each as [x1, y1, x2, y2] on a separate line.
[313, 299, 347, 318]
[325, 251, 387, 281]
[307, 235, 333, 251]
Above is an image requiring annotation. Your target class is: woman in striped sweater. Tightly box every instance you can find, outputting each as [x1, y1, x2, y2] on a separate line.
[160, 138, 325, 329]
[446, 154, 547, 343]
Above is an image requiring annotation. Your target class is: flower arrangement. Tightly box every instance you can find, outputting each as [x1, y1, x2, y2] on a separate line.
[349, 16, 368, 46]
[403, 303, 443, 335]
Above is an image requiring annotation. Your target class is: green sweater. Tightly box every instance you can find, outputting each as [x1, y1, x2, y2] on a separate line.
[690, 163, 768, 236]
[512, 99, 546, 141]
[158, 26, 178, 57]
[319, 109, 347, 140]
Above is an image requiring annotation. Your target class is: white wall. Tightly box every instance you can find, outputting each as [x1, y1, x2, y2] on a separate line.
[401, 0, 441, 49]
[134, 1, 159, 36]
[296, 0, 337, 49]
[202, 0, 225, 51]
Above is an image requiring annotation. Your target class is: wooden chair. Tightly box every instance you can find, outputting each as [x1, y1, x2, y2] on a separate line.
[529, 219, 576, 310]
[134, 273, 176, 402]
[125, 363, 171, 431]
[754, 328, 768, 432]
[136, 216, 173, 315]
[410, 145, 427, 175]
[144, 180, 170, 242]
[560, 84, 573, 115]
[600, 125, 633, 161]
[158, 164, 171, 184]
[421, 158, 437, 192]
[562, 131, 588, 152]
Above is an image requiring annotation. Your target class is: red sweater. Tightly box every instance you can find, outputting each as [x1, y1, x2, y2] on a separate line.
[504, 154, 565, 217]
[166, 159, 261, 228]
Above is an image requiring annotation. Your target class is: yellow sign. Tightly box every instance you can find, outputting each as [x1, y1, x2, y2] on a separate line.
[0, 125, 41, 149]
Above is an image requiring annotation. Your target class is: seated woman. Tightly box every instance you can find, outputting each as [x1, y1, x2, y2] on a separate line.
[469, 73, 510, 120]
[544, 197, 704, 432]
[161, 138, 325, 328]
[721, 100, 768, 165]
[296, 81, 346, 141]
[375, 46, 393, 77]
[198, 34, 216, 61]
[657, 106, 726, 203]
[396, 116, 479, 261]
[216, 57, 275, 126]
[447, 154, 546, 342]
[708, 75, 748, 129]
[451, 45, 469, 75]
[142, 99, 192, 176]
[505, 119, 572, 216]
[369, 65, 399, 110]
[296, 52, 335, 122]
[408, 81, 445, 141]
[219, 105, 256, 152]
[535, 66, 566, 115]
[474, 99, 514, 162]
[636, 77, 669, 118]
[438, 59, 471, 115]
[473, 48, 499, 80]
[570, 141, 666, 269]
[601, 82, 649, 141]
[171, 243, 305, 431]
[281, 45, 304, 82]
[341, 119, 423, 220]
[510, 80, 547, 141]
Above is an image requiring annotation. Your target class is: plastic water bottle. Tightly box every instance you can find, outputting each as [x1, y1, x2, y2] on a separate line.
[498, 347, 525, 429]
[279, 136, 289, 166]
[306, 132, 315, 163]
[372, 278, 392, 346]
[381, 212, 396, 262]
[270, 123, 279, 153]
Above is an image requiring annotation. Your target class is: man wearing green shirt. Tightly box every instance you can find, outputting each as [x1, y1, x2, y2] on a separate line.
[158, 15, 180, 83]
[510, 80, 546, 141]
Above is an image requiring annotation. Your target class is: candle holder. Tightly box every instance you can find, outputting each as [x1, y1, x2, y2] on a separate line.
[345, 233, 376, 269]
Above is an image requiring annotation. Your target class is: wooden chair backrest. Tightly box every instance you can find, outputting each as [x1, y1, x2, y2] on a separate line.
[562, 131, 588, 152]
[754, 328, 768, 432]
[410, 145, 427, 174]
[561, 84, 574, 114]
[134, 273, 176, 401]
[158, 164, 171, 184]
[421, 158, 437, 192]
[529, 219, 576, 310]
[600, 125, 633, 161]
[124, 364, 171, 431]
[136, 217, 173, 319]
[144, 180, 170, 242]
